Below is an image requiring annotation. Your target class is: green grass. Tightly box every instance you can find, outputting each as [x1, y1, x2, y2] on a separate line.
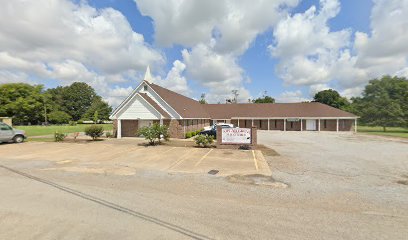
[358, 126, 408, 138]
[15, 124, 113, 137]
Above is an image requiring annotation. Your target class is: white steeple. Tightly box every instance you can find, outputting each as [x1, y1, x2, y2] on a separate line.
[144, 65, 152, 82]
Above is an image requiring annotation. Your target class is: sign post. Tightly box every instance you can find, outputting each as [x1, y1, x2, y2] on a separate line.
[216, 126, 257, 149]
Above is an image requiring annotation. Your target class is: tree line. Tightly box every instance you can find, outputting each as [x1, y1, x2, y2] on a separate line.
[313, 76, 407, 131]
[0, 82, 112, 125]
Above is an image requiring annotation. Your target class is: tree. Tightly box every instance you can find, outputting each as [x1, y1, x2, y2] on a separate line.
[199, 93, 207, 104]
[313, 89, 350, 109]
[137, 123, 169, 145]
[350, 76, 407, 131]
[48, 111, 72, 124]
[47, 82, 99, 121]
[252, 96, 275, 103]
[0, 83, 45, 125]
[83, 97, 112, 121]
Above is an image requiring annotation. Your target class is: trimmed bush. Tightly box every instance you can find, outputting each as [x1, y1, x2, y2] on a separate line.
[48, 111, 72, 124]
[185, 132, 192, 138]
[54, 131, 66, 142]
[84, 125, 104, 140]
[105, 132, 113, 138]
[137, 123, 169, 145]
[194, 134, 214, 148]
[69, 121, 77, 126]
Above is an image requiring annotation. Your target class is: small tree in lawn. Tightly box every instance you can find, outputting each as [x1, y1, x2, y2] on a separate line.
[137, 126, 156, 145]
[85, 125, 104, 140]
[138, 123, 169, 145]
[93, 110, 99, 124]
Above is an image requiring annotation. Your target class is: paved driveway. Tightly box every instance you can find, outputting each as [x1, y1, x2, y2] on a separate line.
[0, 140, 270, 176]
[258, 131, 408, 206]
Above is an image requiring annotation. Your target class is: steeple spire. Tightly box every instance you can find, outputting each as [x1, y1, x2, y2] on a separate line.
[144, 65, 152, 82]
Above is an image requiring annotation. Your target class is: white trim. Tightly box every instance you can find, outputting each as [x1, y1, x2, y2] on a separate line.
[318, 119, 321, 131]
[336, 119, 339, 132]
[116, 93, 163, 120]
[110, 81, 182, 119]
[283, 119, 286, 131]
[300, 119, 303, 131]
[117, 119, 122, 139]
[231, 117, 358, 120]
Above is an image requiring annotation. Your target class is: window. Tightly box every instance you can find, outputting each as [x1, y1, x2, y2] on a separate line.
[274, 120, 277, 128]
[324, 120, 327, 128]
[143, 85, 148, 91]
[341, 120, 345, 128]
[290, 122, 293, 128]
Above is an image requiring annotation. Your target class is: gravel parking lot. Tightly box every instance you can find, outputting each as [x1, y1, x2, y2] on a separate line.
[0, 134, 407, 239]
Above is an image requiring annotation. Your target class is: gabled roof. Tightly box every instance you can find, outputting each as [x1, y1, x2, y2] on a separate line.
[203, 102, 357, 119]
[139, 93, 171, 118]
[148, 82, 210, 119]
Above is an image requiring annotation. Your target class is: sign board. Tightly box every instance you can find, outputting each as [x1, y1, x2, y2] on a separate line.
[287, 118, 300, 122]
[221, 128, 251, 144]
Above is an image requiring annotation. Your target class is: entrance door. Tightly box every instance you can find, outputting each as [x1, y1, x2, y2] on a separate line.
[306, 119, 317, 131]
[139, 120, 153, 128]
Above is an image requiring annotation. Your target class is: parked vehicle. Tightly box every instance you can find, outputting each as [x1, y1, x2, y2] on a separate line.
[199, 124, 233, 137]
[0, 122, 27, 143]
[203, 123, 234, 131]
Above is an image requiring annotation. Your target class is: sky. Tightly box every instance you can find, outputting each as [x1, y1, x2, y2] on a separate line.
[1, 0, 407, 106]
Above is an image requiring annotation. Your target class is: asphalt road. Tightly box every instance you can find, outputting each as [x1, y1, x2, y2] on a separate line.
[0, 132, 407, 239]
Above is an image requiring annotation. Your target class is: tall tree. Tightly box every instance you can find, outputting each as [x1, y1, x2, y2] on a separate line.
[351, 76, 407, 131]
[83, 97, 112, 121]
[313, 89, 350, 109]
[0, 83, 45, 125]
[252, 96, 275, 103]
[47, 82, 98, 121]
[199, 93, 207, 104]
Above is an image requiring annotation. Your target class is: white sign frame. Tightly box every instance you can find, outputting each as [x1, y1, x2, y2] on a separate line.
[221, 128, 251, 144]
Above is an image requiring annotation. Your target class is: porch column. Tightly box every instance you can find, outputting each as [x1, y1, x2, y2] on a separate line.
[252, 119, 254, 127]
[160, 118, 163, 125]
[318, 119, 321, 132]
[354, 118, 357, 133]
[117, 119, 122, 139]
[336, 119, 339, 132]
[268, 119, 270, 130]
[300, 119, 303, 131]
[283, 119, 286, 131]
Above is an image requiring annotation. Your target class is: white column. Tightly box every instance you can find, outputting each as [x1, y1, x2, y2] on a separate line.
[336, 119, 339, 132]
[159, 118, 163, 125]
[117, 119, 122, 139]
[283, 119, 286, 131]
[318, 119, 321, 132]
[354, 118, 357, 133]
[268, 119, 270, 130]
[300, 119, 303, 131]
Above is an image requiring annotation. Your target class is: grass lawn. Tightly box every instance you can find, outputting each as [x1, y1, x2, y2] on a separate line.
[358, 126, 408, 138]
[15, 124, 113, 137]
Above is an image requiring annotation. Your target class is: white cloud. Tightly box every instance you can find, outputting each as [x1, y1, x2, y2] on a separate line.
[0, 0, 164, 106]
[270, 0, 408, 97]
[136, 0, 299, 102]
[276, 90, 309, 103]
[153, 60, 190, 94]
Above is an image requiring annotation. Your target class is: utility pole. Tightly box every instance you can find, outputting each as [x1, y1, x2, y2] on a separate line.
[231, 90, 239, 103]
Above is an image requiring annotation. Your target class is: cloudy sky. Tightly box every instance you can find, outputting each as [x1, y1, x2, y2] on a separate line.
[1, 0, 407, 106]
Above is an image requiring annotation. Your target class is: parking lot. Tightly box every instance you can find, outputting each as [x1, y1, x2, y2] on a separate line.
[0, 139, 271, 177]
[1, 133, 407, 239]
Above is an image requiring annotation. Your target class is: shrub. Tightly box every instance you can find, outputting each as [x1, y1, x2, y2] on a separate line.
[194, 134, 214, 148]
[84, 125, 104, 140]
[69, 121, 77, 126]
[105, 132, 113, 138]
[185, 132, 192, 138]
[54, 131, 66, 142]
[48, 111, 72, 124]
[137, 123, 169, 145]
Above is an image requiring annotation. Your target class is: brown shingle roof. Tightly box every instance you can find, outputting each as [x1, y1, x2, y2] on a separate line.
[139, 93, 171, 118]
[203, 102, 357, 119]
[148, 82, 210, 118]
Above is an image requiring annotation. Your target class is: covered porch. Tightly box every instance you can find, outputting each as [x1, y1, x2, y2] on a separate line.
[231, 117, 358, 132]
